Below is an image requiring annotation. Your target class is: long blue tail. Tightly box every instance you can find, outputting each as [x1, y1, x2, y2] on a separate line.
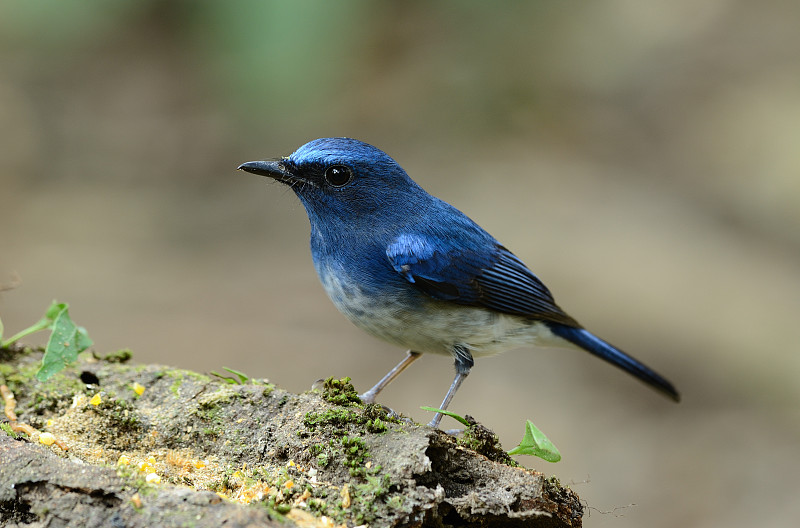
[548, 323, 680, 402]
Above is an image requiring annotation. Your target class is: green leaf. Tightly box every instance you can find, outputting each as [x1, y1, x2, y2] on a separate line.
[36, 304, 93, 381]
[0, 316, 4, 342]
[44, 300, 67, 321]
[210, 367, 250, 385]
[420, 406, 471, 427]
[507, 419, 562, 463]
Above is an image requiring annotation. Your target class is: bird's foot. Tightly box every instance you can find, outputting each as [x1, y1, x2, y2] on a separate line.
[425, 416, 463, 435]
[358, 390, 377, 404]
[384, 407, 415, 425]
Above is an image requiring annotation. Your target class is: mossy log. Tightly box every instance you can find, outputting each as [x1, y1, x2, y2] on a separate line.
[0, 344, 582, 527]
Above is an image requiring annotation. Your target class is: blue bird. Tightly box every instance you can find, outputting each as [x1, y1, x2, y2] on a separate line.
[239, 138, 679, 427]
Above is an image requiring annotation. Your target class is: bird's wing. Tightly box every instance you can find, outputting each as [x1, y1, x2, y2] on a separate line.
[386, 233, 580, 326]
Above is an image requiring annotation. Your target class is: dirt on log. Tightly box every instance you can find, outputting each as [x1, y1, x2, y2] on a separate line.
[0, 344, 582, 527]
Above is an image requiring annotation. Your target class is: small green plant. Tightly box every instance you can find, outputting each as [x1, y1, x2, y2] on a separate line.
[421, 407, 561, 463]
[507, 419, 561, 463]
[0, 300, 93, 382]
[420, 406, 470, 426]
[209, 367, 250, 385]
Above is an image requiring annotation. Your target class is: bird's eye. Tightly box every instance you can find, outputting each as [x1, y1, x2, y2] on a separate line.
[324, 165, 353, 187]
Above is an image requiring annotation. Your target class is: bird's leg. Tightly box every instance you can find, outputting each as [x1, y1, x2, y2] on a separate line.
[428, 345, 474, 428]
[360, 350, 421, 404]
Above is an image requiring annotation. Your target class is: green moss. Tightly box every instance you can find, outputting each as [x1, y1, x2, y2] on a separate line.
[307, 497, 328, 513]
[201, 427, 221, 438]
[198, 385, 241, 409]
[162, 369, 212, 398]
[365, 417, 387, 433]
[4, 359, 84, 421]
[194, 403, 223, 423]
[304, 402, 394, 435]
[163, 370, 186, 397]
[183, 370, 212, 384]
[350, 473, 393, 525]
[316, 451, 330, 468]
[0, 363, 16, 378]
[306, 433, 373, 477]
[92, 397, 140, 430]
[340, 435, 369, 476]
[320, 377, 361, 406]
[1, 422, 19, 438]
[308, 441, 336, 468]
[96, 348, 133, 363]
[363, 402, 402, 425]
[4, 360, 41, 391]
[169, 377, 183, 397]
[545, 475, 562, 489]
[116, 463, 153, 495]
[190, 387, 239, 435]
[386, 494, 404, 510]
[458, 419, 518, 467]
[304, 408, 362, 430]
[296, 445, 395, 526]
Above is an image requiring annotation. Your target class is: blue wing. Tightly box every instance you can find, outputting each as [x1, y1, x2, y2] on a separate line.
[386, 233, 579, 327]
[386, 233, 681, 401]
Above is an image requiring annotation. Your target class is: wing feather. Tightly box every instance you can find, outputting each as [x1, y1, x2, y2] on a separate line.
[387, 234, 579, 327]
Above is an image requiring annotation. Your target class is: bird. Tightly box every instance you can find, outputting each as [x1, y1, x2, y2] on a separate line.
[239, 138, 679, 427]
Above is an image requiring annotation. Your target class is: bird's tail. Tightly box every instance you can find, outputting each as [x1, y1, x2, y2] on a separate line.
[548, 323, 680, 402]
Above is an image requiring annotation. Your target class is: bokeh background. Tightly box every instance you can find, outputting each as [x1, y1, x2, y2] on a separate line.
[2, 1, 799, 526]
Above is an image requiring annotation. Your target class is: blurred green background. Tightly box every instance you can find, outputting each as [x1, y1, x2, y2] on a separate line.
[1, 1, 799, 526]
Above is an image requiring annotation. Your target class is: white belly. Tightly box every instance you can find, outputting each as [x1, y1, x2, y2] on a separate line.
[318, 263, 562, 358]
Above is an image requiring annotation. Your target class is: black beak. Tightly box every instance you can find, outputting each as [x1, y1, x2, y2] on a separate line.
[237, 160, 294, 183]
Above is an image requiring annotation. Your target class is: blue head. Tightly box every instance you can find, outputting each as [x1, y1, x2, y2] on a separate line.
[238, 138, 429, 229]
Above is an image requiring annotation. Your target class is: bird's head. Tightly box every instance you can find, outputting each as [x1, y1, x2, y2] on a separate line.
[239, 138, 425, 226]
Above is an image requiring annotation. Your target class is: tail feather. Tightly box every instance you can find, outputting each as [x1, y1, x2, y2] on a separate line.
[548, 323, 680, 402]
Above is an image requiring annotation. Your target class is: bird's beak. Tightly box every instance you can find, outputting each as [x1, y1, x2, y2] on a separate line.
[237, 160, 294, 183]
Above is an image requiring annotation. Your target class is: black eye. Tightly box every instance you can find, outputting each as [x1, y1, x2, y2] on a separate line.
[324, 165, 353, 187]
